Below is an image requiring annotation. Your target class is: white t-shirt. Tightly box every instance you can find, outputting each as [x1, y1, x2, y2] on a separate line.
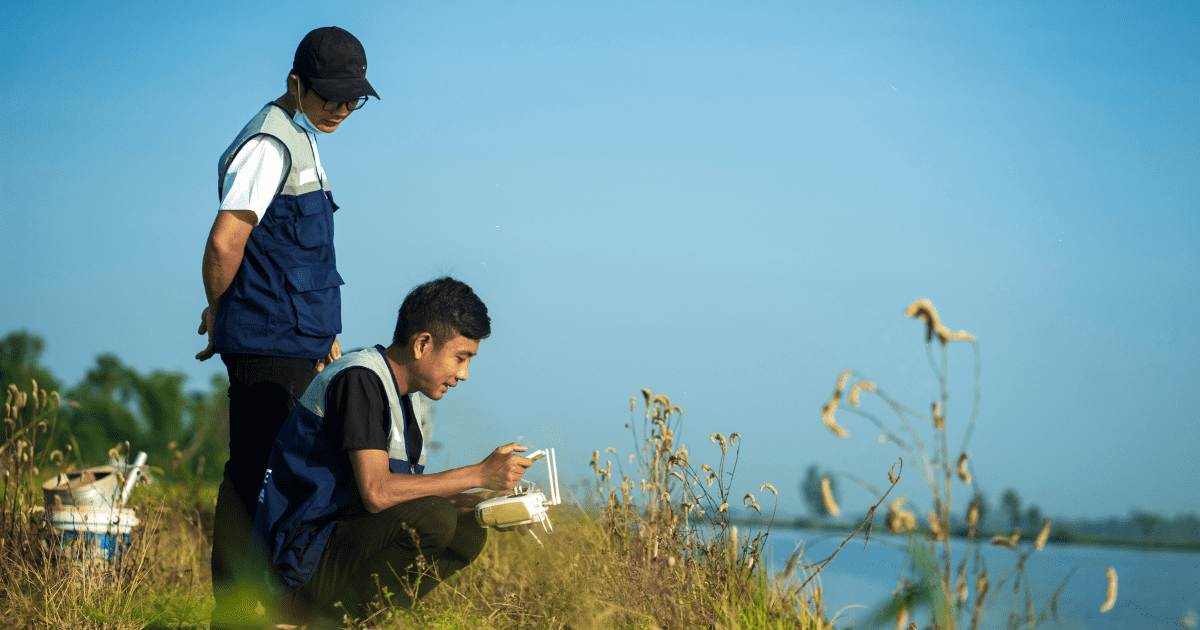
[218, 130, 327, 224]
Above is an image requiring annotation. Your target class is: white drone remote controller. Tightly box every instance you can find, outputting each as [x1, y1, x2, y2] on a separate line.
[475, 448, 561, 545]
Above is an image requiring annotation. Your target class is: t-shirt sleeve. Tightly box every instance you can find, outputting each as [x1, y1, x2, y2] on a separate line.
[324, 368, 391, 452]
[218, 135, 287, 224]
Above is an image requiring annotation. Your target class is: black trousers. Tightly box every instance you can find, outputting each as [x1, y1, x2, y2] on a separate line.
[288, 496, 488, 623]
[212, 354, 318, 618]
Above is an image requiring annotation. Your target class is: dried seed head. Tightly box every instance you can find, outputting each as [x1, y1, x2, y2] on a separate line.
[991, 529, 1020, 549]
[894, 607, 908, 630]
[605, 447, 616, 454]
[886, 498, 916, 534]
[968, 499, 980, 532]
[642, 388, 651, 405]
[780, 551, 800, 579]
[670, 405, 683, 417]
[821, 477, 840, 516]
[670, 471, 686, 483]
[747, 502, 761, 514]
[956, 575, 968, 604]
[932, 401, 945, 430]
[719, 502, 729, 513]
[729, 432, 740, 444]
[631, 397, 636, 412]
[835, 369, 851, 394]
[1100, 567, 1117, 613]
[760, 483, 778, 497]
[701, 464, 713, 473]
[710, 433, 727, 455]
[743, 492, 756, 506]
[849, 380, 877, 407]
[905, 298, 977, 345]
[977, 571, 990, 598]
[928, 511, 945, 541]
[957, 452, 971, 484]
[822, 397, 848, 438]
[1035, 520, 1051, 551]
[590, 450, 599, 471]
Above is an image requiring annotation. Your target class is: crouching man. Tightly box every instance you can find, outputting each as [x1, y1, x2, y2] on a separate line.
[252, 277, 532, 625]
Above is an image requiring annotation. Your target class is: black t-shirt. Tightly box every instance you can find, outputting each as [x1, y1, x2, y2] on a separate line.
[325, 367, 391, 452]
[324, 366, 422, 470]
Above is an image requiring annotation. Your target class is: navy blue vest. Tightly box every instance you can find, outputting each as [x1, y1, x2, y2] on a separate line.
[215, 104, 343, 359]
[253, 346, 427, 592]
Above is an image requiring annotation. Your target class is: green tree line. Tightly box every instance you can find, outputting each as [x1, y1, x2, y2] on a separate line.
[1, 330, 227, 481]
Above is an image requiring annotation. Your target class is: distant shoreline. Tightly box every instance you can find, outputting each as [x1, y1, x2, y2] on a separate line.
[738, 517, 1200, 553]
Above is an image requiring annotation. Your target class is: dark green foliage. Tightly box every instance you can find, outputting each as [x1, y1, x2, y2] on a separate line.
[1, 330, 228, 481]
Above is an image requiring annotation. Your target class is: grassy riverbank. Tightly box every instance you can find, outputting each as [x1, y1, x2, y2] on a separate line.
[1, 385, 830, 630]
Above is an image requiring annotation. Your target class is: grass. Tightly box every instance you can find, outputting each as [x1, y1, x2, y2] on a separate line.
[2, 381, 836, 630]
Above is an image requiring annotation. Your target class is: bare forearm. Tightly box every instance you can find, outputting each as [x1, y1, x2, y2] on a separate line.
[202, 241, 242, 309]
[352, 444, 531, 515]
[201, 210, 256, 310]
[360, 463, 484, 514]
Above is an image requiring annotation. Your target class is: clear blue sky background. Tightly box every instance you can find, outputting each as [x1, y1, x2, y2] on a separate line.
[2, 1, 1196, 521]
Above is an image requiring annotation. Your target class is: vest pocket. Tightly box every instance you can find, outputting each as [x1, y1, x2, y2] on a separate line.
[292, 191, 333, 249]
[285, 264, 345, 336]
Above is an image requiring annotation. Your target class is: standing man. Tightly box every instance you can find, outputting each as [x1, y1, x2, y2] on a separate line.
[255, 277, 532, 625]
[196, 27, 378, 628]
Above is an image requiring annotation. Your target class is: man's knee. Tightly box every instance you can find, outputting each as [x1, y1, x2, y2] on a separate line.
[451, 512, 487, 564]
[384, 496, 458, 553]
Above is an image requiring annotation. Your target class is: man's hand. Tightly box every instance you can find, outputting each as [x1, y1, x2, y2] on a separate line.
[196, 306, 216, 361]
[478, 443, 531, 491]
[317, 337, 341, 372]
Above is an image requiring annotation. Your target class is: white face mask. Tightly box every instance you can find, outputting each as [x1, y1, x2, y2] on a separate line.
[293, 80, 329, 135]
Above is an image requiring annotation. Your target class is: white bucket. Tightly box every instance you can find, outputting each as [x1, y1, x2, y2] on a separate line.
[45, 505, 139, 568]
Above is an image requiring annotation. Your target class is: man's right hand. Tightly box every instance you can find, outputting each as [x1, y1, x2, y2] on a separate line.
[196, 306, 216, 361]
[478, 443, 532, 491]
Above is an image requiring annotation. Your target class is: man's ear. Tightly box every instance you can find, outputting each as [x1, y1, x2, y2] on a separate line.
[287, 73, 300, 97]
[411, 332, 433, 359]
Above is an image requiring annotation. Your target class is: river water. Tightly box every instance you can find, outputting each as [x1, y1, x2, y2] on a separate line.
[765, 528, 1200, 629]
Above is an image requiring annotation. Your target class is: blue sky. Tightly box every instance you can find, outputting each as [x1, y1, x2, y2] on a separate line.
[2, 1, 1196, 521]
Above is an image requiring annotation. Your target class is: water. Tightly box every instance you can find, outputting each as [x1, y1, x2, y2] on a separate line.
[765, 528, 1200, 629]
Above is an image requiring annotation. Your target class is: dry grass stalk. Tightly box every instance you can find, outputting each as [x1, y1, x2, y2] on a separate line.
[956, 452, 971, 483]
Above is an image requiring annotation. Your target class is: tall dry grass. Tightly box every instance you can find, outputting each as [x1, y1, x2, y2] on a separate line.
[817, 299, 1118, 630]
[1, 381, 214, 629]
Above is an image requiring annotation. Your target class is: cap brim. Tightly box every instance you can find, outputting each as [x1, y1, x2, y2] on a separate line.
[310, 77, 379, 102]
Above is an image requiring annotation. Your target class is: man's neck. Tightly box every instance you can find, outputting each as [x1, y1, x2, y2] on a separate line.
[383, 343, 415, 395]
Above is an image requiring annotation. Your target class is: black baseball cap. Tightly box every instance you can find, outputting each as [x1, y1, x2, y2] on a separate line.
[292, 27, 379, 102]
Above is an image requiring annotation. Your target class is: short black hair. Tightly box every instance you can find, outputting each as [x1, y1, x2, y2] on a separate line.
[393, 277, 491, 347]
